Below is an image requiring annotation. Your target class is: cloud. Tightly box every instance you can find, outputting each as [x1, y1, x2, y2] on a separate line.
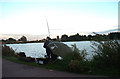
[89, 28, 119, 35]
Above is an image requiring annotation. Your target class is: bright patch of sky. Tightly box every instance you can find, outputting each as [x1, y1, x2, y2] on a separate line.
[0, 0, 119, 39]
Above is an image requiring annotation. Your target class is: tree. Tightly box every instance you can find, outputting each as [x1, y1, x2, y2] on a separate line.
[88, 35, 93, 40]
[18, 36, 27, 42]
[68, 33, 80, 41]
[5, 38, 16, 44]
[61, 34, 68, 42]
[108, 32, 120, 39]
[7, 38, 16, 42]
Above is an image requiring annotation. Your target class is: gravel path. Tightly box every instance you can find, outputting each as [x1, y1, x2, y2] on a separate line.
[2, 59, 105, 77]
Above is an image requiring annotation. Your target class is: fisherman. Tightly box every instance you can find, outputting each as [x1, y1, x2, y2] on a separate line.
[43, 37, 53, 60]
[43, 37, 58, 61]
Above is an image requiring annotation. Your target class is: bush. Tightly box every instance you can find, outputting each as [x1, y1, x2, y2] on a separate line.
[2, 45, 16, 56]
[91, 40, 120, 68]
[68, 60, 80, 72]
[68, 60, 90, 73]
[58, 44, 90, 73]
[68, 44, 87, 61]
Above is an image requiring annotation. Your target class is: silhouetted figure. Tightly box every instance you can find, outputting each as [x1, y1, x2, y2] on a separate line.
[43, 37, 52, 59]
[43, 37, 58, 61]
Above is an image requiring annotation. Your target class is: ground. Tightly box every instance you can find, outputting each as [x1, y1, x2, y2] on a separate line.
[2, 59, 105, 77]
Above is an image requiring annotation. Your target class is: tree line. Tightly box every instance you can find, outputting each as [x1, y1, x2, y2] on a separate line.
[61, 32, 120, 42]
[1, 32, 120, 44]
[1, 36, 27, 44]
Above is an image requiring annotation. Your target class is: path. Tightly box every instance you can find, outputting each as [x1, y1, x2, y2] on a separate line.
[2, 59, 105, 77]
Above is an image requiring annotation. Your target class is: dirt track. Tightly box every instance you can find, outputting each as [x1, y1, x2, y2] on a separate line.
[2, 59, 105, 77]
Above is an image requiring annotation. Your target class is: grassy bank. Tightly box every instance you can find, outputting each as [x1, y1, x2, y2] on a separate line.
[3, 56, 39, 67]
[3, 53, 119, 77]
[2, 40, 120, 77]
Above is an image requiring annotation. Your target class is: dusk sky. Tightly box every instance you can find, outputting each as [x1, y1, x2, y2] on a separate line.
[0, 0, 119, 40]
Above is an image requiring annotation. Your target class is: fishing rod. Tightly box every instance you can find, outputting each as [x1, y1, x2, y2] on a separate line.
[45, 17, 50, 37]
[35, 17, 51, 63]
[45, 16, 58, 48]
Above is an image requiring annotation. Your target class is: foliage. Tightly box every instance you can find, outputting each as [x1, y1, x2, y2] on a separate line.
[2, 40, 120, 76]
[3, 56, 39, 67]
[58, 41, 120, 76]
[61, 32, 120, 42]
[109, 32, 120, 39]
[68, 60, 90, 73]
[18, 36, 27, 41]
[91, 40, 120, 68]
[2, 32, 120, 44]
[2, 45, 16, 56]
[2, 45, 35, 62]
[57, 44, 89, 73]
[61, 34, 69, 42]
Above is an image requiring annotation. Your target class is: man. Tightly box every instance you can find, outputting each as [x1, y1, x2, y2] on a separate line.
[43, 37, 52, 60]
[43, 37, 58, 61]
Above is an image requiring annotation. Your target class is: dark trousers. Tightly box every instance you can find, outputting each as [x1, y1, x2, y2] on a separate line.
[46, 47, 52, 59]
[46, 48, 58, 60]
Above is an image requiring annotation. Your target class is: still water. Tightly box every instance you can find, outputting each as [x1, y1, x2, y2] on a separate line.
[6, 41, 95, 59]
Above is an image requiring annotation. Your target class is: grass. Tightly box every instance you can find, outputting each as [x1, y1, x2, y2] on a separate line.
[3, 56, 39, 67]
[3, 55, 119, 77]
[90, 40, 120, 77]
[92, 68, 119, 77]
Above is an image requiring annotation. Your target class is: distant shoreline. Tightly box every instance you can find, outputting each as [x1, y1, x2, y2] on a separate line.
[4, 40, 96, 44]
[1, 32, 120, 44]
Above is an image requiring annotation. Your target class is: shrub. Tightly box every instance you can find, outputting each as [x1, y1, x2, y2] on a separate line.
[68, 60, 80, 72]
[2, 45, 16, 56]
[91, 40, 120, 68]
[70, 44, 87, 61]
[68, 60, 90, 73]
[59, 44, 90, 73]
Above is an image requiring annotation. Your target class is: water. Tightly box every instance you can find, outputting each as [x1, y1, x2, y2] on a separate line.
[6, 41, 95, 59]
[7, 43, 46, 58]
[63, 41, 95, 59]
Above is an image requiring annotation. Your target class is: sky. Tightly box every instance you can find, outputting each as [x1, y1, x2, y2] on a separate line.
[0, 0, 119, 40]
